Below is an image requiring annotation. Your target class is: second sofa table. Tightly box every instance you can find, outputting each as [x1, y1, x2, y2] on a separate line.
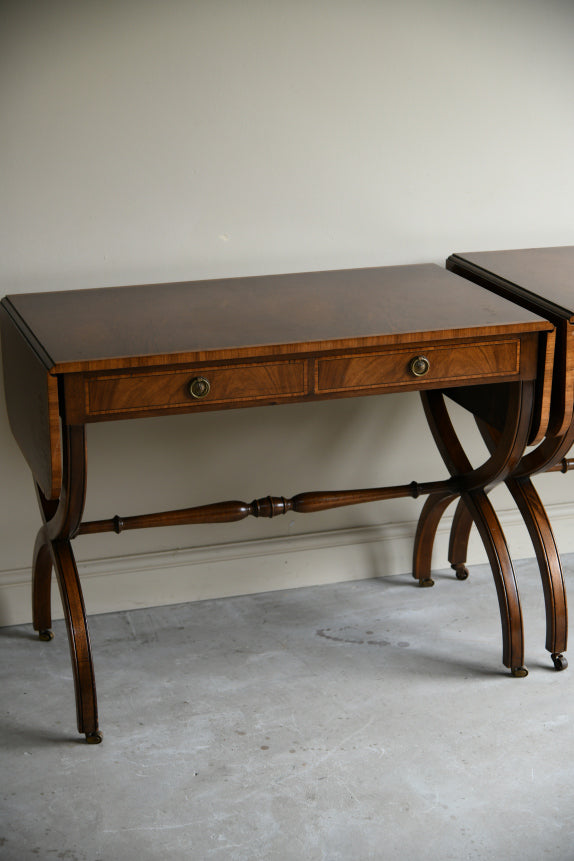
[446, 246, 574, 671]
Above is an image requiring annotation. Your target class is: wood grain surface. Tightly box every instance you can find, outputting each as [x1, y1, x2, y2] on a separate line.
[3, 264, 550, 373]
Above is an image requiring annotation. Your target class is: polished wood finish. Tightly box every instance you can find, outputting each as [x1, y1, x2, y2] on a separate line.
[445, 330, 555, 446]
[0, 305, 62, 499]
[62, 331, 539, 426]
[315, 338, 521, 395]
[4, 264, 547, 372]
[547, 457, 574, 474]
[412, 383, 534, 672]
[31, 424, 100, 740]
[447, 248, 574, 439]
[446, 246, 574, 669]
[0, 263, 554, 741]
[86, 359, 308, 417]
[476, 417, 567, 661]
[79, 480, 452, 536]
[448, 247, 574, 321]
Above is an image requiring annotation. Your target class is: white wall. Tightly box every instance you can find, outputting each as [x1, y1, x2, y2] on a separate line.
[2, 0, 574, 625]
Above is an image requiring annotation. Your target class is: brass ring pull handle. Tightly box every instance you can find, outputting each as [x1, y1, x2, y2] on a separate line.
[189, 376, 211, 399]
[409, 356, 430, 377]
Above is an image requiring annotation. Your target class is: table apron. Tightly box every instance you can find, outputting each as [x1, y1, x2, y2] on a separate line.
[61, 333, 539, 425]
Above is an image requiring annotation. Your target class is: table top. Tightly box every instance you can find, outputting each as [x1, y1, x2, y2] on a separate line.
[448, 246, 574, 324]
[2, 263, 550, 374]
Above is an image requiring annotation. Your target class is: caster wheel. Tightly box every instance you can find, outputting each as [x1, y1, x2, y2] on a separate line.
[551, 653, 568, 671]
[452, 564, 469, 581]
[419, 578, 435, 588]
[38, 629, 54, 642]
[511, 666, 529, 678]
[85, 730, 103, 745]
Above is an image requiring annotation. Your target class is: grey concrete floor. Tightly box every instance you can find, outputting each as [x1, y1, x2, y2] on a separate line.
[1, 556, 574, 861]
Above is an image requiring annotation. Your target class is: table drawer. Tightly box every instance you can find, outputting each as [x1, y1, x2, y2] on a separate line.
[87, 360, 307, 416]
[316, 339, 520, 394]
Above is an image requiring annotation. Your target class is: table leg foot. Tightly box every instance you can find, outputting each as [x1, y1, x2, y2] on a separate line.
[85, 730, 104, 744]
[551, 652, 568, 671]
[38, 629, 54, 641]
[511, 666, 529, 678]
[419, 578, 435, 588]
[452, 563, 469, 581]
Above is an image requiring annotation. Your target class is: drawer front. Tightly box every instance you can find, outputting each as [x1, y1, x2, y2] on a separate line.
[87, 360, 307, 416]
[316, 339, 520, 394]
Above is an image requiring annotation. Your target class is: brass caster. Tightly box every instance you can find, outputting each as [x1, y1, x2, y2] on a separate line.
[452, 563, 469, 581]
[85, 730, 103, 745]
[38, 629, 54, 642]
[419, 578, 435, 588]
[551, 653, 568, 671]
[511, 666, 528, 678]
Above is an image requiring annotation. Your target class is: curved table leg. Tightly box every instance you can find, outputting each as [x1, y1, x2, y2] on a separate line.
[462, 490, 526, 675]
[412, 490, 457, 587]
[32, 487, 60, 640]
[444, 476, 567, 668]
[32, 526, 54, 641]
[477, 419, 569, 670]
[507, 476, 568, 669]
[418, 382, 534, 674]
[448, 475, 568, 669]
[50, 539, 100, 738]
[413, 493, 477, 587]
[33, 424, 102, 743]
[448, 498, 473, 581]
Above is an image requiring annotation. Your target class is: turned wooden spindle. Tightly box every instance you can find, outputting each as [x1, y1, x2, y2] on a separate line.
[547, 457, 574, 474]
[78, 479, 450, 536]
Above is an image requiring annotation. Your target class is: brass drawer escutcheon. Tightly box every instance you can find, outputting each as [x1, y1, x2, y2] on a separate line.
[189, 376, 211, 399]
[409, 356, 430, 377]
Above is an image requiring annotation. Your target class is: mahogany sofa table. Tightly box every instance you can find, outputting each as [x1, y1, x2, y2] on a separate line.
[0, 264, 554, 743]
[446, 246, 574, 672]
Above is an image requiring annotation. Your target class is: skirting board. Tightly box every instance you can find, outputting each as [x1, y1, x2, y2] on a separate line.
[1, 501, 573, 628]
